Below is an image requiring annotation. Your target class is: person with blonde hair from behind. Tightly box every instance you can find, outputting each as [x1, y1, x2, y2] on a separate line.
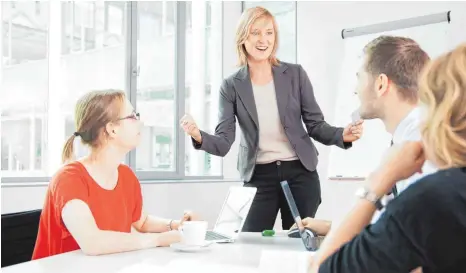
[32, 90, 198, 259]
[180, 6, 363, 232]
[309, 43, 466, 273]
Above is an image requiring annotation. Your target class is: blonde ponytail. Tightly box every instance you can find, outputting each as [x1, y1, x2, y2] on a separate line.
[62, 135, 76, 164]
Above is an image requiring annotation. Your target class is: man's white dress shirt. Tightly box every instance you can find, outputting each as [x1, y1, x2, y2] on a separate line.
[371, 107, 438, 223]
[391, 107, 438, 193]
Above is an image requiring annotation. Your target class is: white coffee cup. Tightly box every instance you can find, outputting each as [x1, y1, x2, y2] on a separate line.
[179, 221, 208, 246]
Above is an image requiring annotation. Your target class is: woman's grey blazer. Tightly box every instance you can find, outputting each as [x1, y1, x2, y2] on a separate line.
[192, 61, 351, 182]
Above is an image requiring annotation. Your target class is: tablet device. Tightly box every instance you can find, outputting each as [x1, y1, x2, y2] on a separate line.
[280, 181, 321, 251]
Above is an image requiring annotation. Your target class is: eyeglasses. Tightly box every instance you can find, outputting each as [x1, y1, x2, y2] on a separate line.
[118, 112, 140, 121]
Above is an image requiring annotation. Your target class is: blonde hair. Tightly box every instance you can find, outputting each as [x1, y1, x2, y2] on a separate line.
[62, 90, 126, 164]
[419, 43, 466, 168]
[235, 6, 279, 66]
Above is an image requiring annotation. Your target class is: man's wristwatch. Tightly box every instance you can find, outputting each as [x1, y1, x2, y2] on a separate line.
[355, 187, 384, 210]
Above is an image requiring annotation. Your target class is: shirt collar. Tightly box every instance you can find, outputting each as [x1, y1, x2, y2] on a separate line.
[392, 107, 421, 144]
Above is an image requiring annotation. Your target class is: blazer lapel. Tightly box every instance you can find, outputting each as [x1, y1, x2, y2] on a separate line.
[234, 66, 259, 128]
[272, 63, 291, 125]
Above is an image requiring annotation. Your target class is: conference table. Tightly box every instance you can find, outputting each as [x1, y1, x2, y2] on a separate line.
[2, 232, 314, 273]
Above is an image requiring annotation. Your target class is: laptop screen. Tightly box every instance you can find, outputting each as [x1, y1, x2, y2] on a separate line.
[280, 181, 317, 251]
[213, 187, 256, 238]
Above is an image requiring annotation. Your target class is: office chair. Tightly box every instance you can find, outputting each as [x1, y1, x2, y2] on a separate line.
[1, 209, 42, 267]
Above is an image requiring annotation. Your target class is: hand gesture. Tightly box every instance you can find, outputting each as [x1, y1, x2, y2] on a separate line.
[343, 120, 364, 142]
[180, 114, 202, 143]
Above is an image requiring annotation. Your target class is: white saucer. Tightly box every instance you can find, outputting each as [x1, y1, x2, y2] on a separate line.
[170, 241, 213, 252]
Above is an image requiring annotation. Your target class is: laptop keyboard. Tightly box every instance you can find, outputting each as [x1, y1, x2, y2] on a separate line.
[205, 231, 230, 241]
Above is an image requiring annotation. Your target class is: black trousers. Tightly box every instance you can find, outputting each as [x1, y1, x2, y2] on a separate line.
[242, 160, 321, 232]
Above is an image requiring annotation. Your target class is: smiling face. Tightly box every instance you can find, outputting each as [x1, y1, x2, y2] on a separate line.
[354, 56, 390, 120]
[355, 58, 380, 120]
[243, 16, 276, 63]
[355, 36, 431, 121]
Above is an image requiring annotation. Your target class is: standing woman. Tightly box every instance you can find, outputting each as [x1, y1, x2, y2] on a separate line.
[180, 7, 363, 232]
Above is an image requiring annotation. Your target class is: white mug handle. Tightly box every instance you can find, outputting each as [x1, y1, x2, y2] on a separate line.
[178, 225, 185, 244]
[178, 225, 183, 234]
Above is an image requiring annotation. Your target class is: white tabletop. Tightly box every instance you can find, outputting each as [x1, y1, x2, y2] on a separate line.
[2, 233, 314, 273]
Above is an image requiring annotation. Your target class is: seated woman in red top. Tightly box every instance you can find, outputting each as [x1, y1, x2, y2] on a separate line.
[33, 90, 198, 259]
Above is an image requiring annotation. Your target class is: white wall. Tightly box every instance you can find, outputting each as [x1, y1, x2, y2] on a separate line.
[297, 1, 466, 222]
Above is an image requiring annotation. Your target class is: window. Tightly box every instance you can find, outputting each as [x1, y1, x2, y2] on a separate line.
[62, 2, 97, 54]
[35, 1, 41, 15]
[242, 1, 297, 63]
[1, 1, 127, 179]
[1, 1, 223, 183]
[161, 1, 175, 36]
[184, 1, 222, 176]
[135, 1, 223, 178]
[60, 0, 127, 170]
[1, 2, 48, 66]
[1, 1, 50, 178]
[105, 1, 124, 37]
[135, 1, 176, 173]
[62, 1, 125, 55]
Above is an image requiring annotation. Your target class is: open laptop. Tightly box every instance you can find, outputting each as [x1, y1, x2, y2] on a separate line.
[280, 181, 321, 251]
[205, 186, 257, 243]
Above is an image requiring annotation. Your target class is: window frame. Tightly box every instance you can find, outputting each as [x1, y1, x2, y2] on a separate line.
[1, 1, 224, 184]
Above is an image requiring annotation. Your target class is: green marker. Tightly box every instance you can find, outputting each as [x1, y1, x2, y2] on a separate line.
[262, 230, 275, 236]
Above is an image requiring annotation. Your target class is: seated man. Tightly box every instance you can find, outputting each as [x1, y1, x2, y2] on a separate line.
[294, 35, 434, 237]
[310, 43, 466, 273]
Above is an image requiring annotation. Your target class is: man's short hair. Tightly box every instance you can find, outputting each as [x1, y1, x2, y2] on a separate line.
[363, 35, 430, 103]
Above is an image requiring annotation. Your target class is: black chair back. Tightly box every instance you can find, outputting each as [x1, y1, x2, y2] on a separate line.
[1, 209, 42, 267]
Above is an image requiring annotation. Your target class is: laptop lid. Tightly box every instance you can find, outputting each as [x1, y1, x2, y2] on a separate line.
[212, 186, 257, 238]
[280, 181, 319, 251]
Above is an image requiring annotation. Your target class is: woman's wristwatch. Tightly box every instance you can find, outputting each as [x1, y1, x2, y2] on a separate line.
[355, 187, 384, 210]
